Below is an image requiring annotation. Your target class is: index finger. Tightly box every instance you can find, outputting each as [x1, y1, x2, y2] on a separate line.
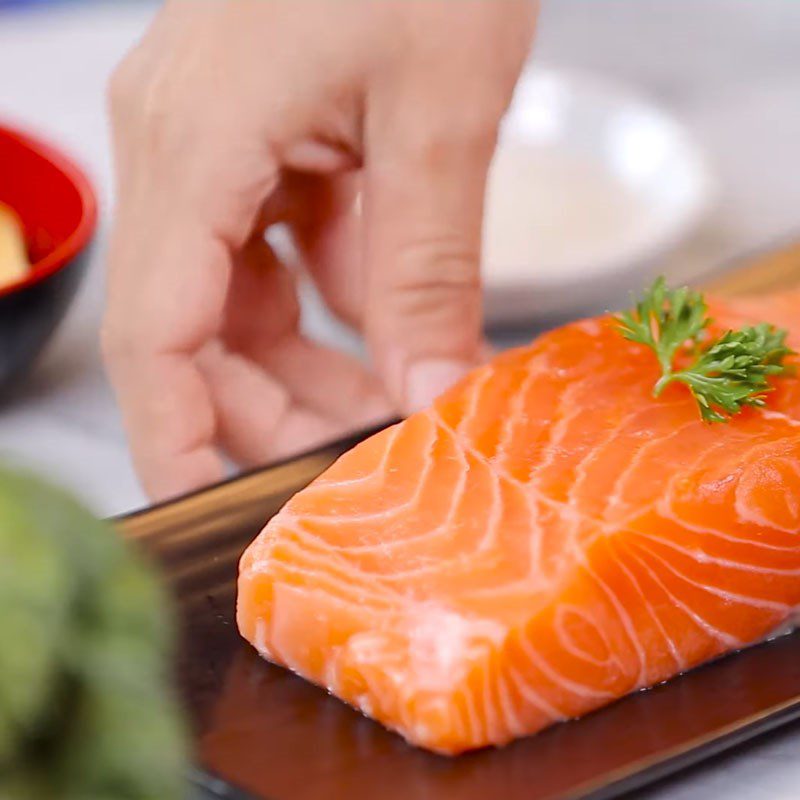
[103, 218, 227, 501]
[103, 136, 278, 502]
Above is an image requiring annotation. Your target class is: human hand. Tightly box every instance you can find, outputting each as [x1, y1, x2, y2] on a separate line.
[104, 0, 537, 501]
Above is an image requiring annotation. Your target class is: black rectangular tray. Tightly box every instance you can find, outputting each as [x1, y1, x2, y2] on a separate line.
[118, 425, 800, 800]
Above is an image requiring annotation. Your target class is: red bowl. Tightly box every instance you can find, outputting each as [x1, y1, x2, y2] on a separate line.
[0, 123, 98, 394]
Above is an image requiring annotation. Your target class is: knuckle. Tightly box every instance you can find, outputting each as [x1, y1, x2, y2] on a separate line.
[380, 235, 481, 346]
[393, 235, 481, 291]
[107, 52, 182, 161]
[391, 284, 479, 326]
[389, 280, 481, 325]
[374, 262, 482, 349]
[384, 238, 482, 325]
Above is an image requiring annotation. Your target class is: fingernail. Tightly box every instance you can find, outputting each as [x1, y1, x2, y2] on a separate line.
[404, 358, 472, 412]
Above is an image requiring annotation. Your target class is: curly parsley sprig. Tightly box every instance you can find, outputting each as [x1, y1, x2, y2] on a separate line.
[616, 277, 794, 423]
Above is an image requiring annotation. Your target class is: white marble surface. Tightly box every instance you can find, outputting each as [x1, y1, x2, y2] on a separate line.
[0, 2, 799, 796]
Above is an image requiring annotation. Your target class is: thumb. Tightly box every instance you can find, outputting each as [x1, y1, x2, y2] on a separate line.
[364, 121, 496, 414]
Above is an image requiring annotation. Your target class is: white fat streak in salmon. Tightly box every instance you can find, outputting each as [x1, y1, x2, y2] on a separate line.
[624, 541, 742, 650]
[440, 366, 507, 556]
[637, 531, 800, 578]
[253, 618, 274, 660]
[504, 661, 567, 720]
[251, 614, 290, 668]
[494, 669, 527, 737]
[455, 486, 550, 600]
[284, 474, 517, 590]
[477, 451, 504, 554]
[431, 405, 562, 585]
[460, 674, 484, 748]
[343, 605, 507, 749]
[386, 415, 472, 557]
[258, 526, 406, 605]
[760, 605, 800, 641]
[518, 331, 644, 503]
[579, 558, 648, 686]
[574, 318, 603, 337]
[476, 651, 512, 744]
[636, 430, 749, 524]
[287, 415, 492, 564]
[450, 362, 496, 440]
[535, 354, 665, 520]
[523, 379, 587, 487]
[426, 407, 554, 588]
[602, 426, 770, 533]
[760, 409, 800, 427]
[635, 536, 791, 614]
[327, 432, 473, 580]
[733, 457, 800, 532]
[606, 426, 800, 538]
[515, 633, 618, 701]
[432, 398, 594, 523]
[292, 416, 440, 528]
[516, 373, 621, 580]
[369, 445, 511, 585]
[654, 497, 800, 553]
[601, 418, 703, 516]
[553, 603, 623, 669]
[476, 641, 510, 745]
[303, 423, 403, 492]
[608, 544, 686, 671]
[565, 400, 683, 530]
[493, 353, 548, 469]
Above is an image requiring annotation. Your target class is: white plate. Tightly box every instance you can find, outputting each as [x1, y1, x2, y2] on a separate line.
[483, 66, 714, 327]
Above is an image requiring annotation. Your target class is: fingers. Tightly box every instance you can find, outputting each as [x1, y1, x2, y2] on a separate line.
[362, 121, 494, 414]
[287, 118, 498, 418]
[103, 227, 232, 501]
[258, 336, 393, 430]
[358, 1, 535, 414]
[103, 0, 536, 501]
[197, 343, 340, 467]
[201, 342, 391, 467]
[213, 234, 393, 466]
[104, 29, 279, 500]
[225, 235, 393, 433]
[285, 172, 365, 330]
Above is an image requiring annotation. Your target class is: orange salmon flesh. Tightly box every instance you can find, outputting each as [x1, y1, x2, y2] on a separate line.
[237, 293, 800, 754]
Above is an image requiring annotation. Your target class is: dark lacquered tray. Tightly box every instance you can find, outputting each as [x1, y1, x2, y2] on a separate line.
[116, 423, 800, 800]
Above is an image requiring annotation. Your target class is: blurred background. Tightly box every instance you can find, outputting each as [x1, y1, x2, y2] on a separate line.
[0, 0, 799, 517]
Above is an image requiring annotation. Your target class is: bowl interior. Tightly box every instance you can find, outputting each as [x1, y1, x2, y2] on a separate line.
[0, 123, 96, 297]
[482, 67, 712, 324]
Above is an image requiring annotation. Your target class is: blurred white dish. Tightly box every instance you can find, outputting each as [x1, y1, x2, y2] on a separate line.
[483, 66, 713, 326]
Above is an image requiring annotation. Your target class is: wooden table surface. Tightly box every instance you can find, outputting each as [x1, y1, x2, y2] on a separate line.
[707, 238, 800, 296]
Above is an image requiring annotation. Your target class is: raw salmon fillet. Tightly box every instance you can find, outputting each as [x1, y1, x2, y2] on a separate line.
[238, 292, 800, 755]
